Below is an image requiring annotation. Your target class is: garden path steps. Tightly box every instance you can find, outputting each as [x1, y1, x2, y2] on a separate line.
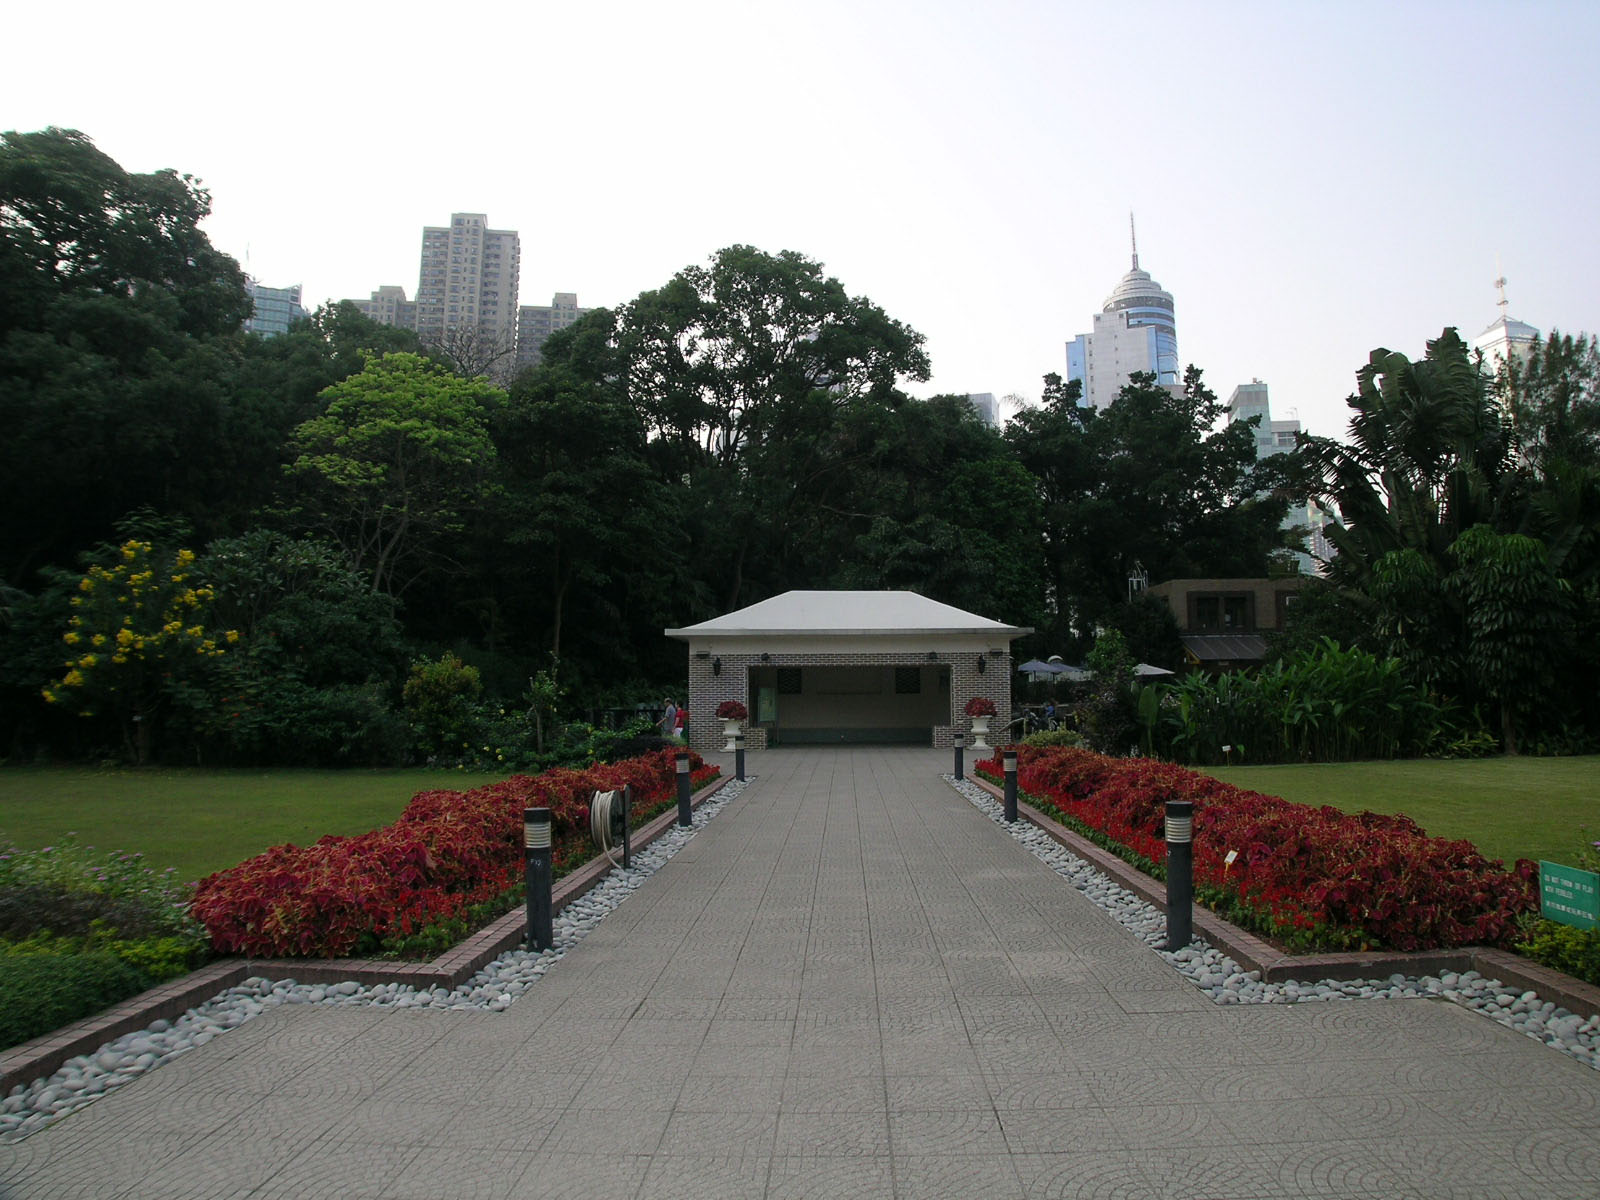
[6, 747, 1600, 1198]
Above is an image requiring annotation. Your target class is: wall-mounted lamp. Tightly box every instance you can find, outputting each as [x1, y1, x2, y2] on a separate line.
[977, 655, 987, 674]
[712, 657, 722, 676]
[760, 652, 771, 663]
[927, 651, 938, 662]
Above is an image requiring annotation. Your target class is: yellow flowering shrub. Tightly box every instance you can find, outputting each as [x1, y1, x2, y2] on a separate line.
[44, 540, 239, 718]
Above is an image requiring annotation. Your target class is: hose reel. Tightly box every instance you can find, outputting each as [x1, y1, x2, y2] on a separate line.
[589, 787, 631, 868]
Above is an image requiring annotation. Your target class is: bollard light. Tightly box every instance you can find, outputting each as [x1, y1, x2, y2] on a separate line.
[675, 750, 692, 827]
[621, 784, 632, 870]
[953, 733, 965, 781]
[524, 807, 553, 951]
[1165, 799, 1194, 951]
[734, 733, 746, 783]
[1002, 747, 1019, 823]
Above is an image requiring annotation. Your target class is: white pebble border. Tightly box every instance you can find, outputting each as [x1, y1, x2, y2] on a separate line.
[0, 777, 750, 1142]
[948, 775, 1600, 1071]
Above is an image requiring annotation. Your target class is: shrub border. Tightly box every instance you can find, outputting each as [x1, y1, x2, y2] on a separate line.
[966, 774, 1600, 1023]
[0, 773, 733, 1094]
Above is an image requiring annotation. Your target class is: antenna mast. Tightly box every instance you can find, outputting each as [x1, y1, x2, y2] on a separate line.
[1130, 212, 1139, 270]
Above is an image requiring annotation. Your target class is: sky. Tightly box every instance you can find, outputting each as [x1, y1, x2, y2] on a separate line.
[6, 0, 1598, 439]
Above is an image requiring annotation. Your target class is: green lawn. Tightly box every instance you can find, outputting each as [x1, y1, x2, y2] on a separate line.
[0, 767, 507, 884]
[1200, 756, 1600, 869]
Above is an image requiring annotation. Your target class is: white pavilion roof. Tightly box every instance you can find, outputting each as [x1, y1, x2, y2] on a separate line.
[665, 590, 1029, 639]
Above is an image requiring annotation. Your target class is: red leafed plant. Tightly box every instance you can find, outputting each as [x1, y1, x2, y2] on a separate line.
[974, 745, 1537, 953]
[715, 700, 748, 721]
[192, 748, 718, 958]
[964, 696, 997, 718]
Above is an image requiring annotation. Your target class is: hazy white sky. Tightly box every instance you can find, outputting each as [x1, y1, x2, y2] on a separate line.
[6, 0, 1597, 438]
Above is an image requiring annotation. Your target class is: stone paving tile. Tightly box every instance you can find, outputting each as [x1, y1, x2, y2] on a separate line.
[432, 1102, 562, 1153]
[884, 1070, 992, 1110]
[312, 1097, 463, 1147]
[251, 1136, 423, 1198]
[356, 1147, 549, 1200]
[1011, 1149, 1154, 1199]
[764, 1152, 894, 1200]
[659, 1108, 777, 1156]
[1263, 1140, 1420, 1198]
[894, 1154, 1027, 1199]
[889, 1107, 1005, 1154]
[772, 1108, 891, 1157]
[4, 1127, 204, 1199]
[636, 1150, 772, 1200]
[780, 1073, 884, 1113]
[1140, 1144, 1339, 1199]
[673, 1072, 784, 1112]
[541, 1106, 672, 1155]
[508, 1151, 652, 1199]
[997, 1106, 1125, 1154]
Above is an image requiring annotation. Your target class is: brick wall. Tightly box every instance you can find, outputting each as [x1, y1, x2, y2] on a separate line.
[683, 648, 1012, 752]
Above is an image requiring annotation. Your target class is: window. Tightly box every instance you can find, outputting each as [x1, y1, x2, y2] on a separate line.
[1189, 591, 1254, 631]
[777, 668, 802, 695]
[894, 667, 922, 695]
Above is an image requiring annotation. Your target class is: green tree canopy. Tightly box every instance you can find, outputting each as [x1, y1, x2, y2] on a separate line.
[1008, 366, 1289, 648]
[285, 352, 500, 597]
[0, 128, 252, 584]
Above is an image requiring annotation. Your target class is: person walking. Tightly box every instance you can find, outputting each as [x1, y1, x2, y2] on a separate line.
[660, 698, 678, 739]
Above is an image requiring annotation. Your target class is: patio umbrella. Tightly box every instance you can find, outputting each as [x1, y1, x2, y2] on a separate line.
[1017, 659, 1066, 675]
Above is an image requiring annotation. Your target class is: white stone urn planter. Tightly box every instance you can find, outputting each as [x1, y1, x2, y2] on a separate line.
[969, 715, 992, 751]
[721, 718, 743, 752]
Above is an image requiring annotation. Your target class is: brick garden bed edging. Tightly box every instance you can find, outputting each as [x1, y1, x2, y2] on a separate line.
[968, 774, 1600, 1022]
[0, 774, 734, 1094]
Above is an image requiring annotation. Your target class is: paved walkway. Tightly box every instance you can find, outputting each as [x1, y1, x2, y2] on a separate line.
[5, 748, 1600, 1198]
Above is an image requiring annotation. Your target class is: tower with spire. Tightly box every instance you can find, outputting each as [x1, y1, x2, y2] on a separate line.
[1471, 271, 1541, 367]
[1065, 216, 1180, 410]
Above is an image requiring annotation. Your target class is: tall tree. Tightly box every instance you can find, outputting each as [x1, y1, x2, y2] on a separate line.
[1303, 327, 1599, 749]
[493, 317, 677, 666]
[1300, 328, 1510, 593]
[614, 246, 932, 611]
[0, 127, 252, 583]
[284, 352, 499, 597]
[1008, 367, 1288, 646]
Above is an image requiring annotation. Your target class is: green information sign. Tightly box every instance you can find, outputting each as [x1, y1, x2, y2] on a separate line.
[1540, 861, 1600, 930]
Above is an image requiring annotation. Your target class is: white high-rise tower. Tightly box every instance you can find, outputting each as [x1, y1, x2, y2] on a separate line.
[1065, 217, 1180, 410]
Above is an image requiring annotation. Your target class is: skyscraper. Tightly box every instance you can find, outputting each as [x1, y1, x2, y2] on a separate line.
[1227, 380, 1301, 460]
[516, 293, 590, 371]
[345, 213, 523, 379]
[352, 285, 417, 331]
[414, 214, 520, 371]
[1227, 380, 1328, 574]
[242, 279, 306, 337]
[964, 393, 1000, 427]
[1066, 219, 1179, 410]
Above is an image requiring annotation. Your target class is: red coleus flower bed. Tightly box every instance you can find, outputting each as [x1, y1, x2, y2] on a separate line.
[192, 749, 718, 958]
[977, 745, 1538, 952]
